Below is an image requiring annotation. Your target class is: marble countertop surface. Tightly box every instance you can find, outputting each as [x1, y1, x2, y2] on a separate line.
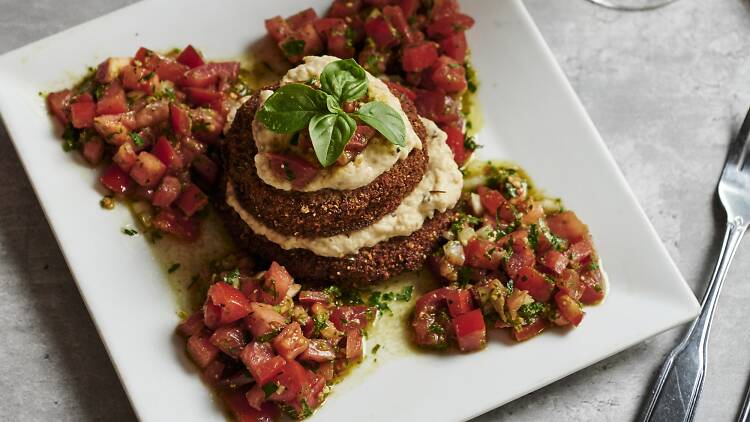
[1, 0, 749, 420]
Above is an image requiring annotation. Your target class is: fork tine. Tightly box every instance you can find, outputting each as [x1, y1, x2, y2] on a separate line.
[725, 106, 750, 170]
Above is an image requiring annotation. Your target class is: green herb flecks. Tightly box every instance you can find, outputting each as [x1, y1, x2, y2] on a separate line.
[222, 268, 241, 289]
[281, 39, 306, 58]
[371, 344, 381, 354]
[62, 125, 81, 152]
[257, 328, 282, 343]
[129, 132, 145, 147]
[257, 59, 406, 167]
[518, 302, 549, 320]
[262, 382, 279, 398]
[367, 285, 414, 315]
[168, 263, 181, 274]
[122, 228, 138, 236]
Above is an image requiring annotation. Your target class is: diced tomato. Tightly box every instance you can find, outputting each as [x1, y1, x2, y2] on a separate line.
[151, 136, 179, 168]
[202, 360, 225, 387]
[287, 8, 318, 30]
[210, 325, 247, 358]
[134, 47, 160, 68]
[330, 306, 371, 331]
[47, 89, 72, 125]
[414, 89, 459, 123]
[443, 124, 469, 166]
[82, 136, 104, 165]
[412, 288, 450, 348]
[539, 250, 569, 275]
[176, 45, 205, 69]
[152, 176, 182, 208]
[464, 238, 503, 270]
[133, 100, 170, 129]
[155, 59, 189, 83]
[402, 42, 439, 72]
[206, 282, 252, 327]
[358, 44, 390, 75]
[121, 64, 159, 95]
[439, 32, 468, 62]
[263, 153, 319, 189]
[93, 113, 134, 145]
[113, 143, 137, 172]
[476, 186, 504, 217]
[96, 82, 128, 116]
[514, 266, 554, 302]
[298, 290, 331, 305]
[99, 164, 132, 194]
[580, 268, 606, 305]
[70, 101, 96, 129]
[555, 292, 584, 327]
[265, 16, 294, 43]
[554, 269, 583, 301]
[365, 15, 399, 48]
[345, 328, 364, 360]
[546, 211, 589, 243]
[241, 342, 287, 386]
[151, 208, 199, 241]
[427, 13, 475, 39]
[569, 239, 594, 263]
[430, 55, 467, 93]
[184, 87, 223, 106]
[299, 339, 336, 362]
[224, 390, 278, 422]
[189, 108, 224, 142]
[191, 154, 219, 185]
[326, 22, 356, 58]
[452, 309, 486, 352]
[501, 235, 535, 279]
[245, 302, 287, 339]
[431, 0, 460, 20]
[129, 151, 166, 187]
[328, 0, 362, 17]
[258, 262, 294, 305]
[512, 318, 548, 342]
[175, 183, 208, 217]
[95, 57, 132, 83]
[443, 287, 473, 317]
[181, 62, 240, 88]
[270, 358, 312, 405]
[187, 334, 219, 368]
[177, 311, 205, 337]
[313, 17, 343, 38]
[384, 5, 416, 43]
[245, 385, 266, 411]
[281, 24, 324, 63]
[272, 322, 309, 360]
[169, 103, 192, 136]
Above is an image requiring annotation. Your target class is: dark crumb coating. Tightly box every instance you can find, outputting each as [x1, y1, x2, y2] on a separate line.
[214, 183, 458, 286]
[222, 87, 429, 239]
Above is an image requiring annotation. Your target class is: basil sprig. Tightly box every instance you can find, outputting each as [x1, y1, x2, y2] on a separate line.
[257, 59, 406, 167]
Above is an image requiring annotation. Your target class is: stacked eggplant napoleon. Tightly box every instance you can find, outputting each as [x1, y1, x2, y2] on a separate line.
[217, 56, 463, 285]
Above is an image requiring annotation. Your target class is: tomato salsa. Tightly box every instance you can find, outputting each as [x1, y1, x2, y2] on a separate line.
[264, 0, 479, 166]
[413, 161, 606, 352]
[46, 45, 247, 241]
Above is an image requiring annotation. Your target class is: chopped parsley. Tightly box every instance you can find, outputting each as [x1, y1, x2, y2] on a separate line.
[129, 132, 145, 147]
[367, 285, 415, 314]
[61, 124, 81, 152]
[93, 84, 106, 100]
[450, 212, 481, 236]
[528, 223, 539, 250]
[167, 263, 181, 274]
[589, 261, 600, 271]
[262, 382, 279, 398]
[281, 39, 305, 57]
[222, 268, 241, 288]
[464, 135, 480, 151]
[371, 344, 381, 354]
[518, 302, 549, 320]
[121, 228, 138, 236]
[323, 285, 364, 305]
[538, 219, 566, 252]
[257, 327, 282, 343]
[457, 266, 473, 288]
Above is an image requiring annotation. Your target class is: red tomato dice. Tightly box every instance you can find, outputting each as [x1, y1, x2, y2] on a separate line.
[365, 15, 399, 48]
[265, 16, 294, 43]
[177, 311, 205, 337]
[402, 42, 439, 72]
[313, 17, 343, 38]
[431, 0, 460, 20]
[555, 291, 584, 326]
[151, 208, 199, 241]
[545, 211, 589, 243]
[241, 342, 287, 386]
[206, 282, 252, 326]
[82, 136, 104, 165]
[539, 250, 569, 275]
[47, 89, 72, 125]
[512, 318, 548, 342]
[299, 339, 336, 362]
[155, 59, 189, 83]
[259, 262, 294, 305]
[464, 238, 503, 270]
[452, 309, 486, 352]
[99, 164, 132, 194]
[569, 239, 594, 263]
[224, 390, 278, 422]
[176, 45, 205, 68]
[287, 8, 318, 30]
[443, 124, 469, 166]
[70, 101, 96, 129]
[272, 322, 309, 360]
[477, 186, 505, 217]
[175, 184, 208, 217]
[580, 268, 606, 305]
[187, 334, 219, 368]
[129, 151, 167, 187]
[210, 325, 247, 358]
[430, 55, 467, 93]
[345, 328, 364, 360]
[184, 87, 223, 106]
[96, 82, 128, 116]
[170, 103, 192, 136]
[414, 89, 459, 123]
[245, 303, 287, 339]
[151, 136, 179, 168]
[514, 266, 554, 302]
[328, 0, 362, 17]
[152, 176, 182, 208]
[330, 306, 371, 331]
[427, 13, 475, 39]
[443, 287, 474, 317]
[439, 32, 468, 62]
[263, 153, 319, 190]
[95, 57, 132, 83]
[326, 22, 356, 58]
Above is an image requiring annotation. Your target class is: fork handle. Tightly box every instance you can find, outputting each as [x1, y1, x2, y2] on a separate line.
[640, 218, 747, 422]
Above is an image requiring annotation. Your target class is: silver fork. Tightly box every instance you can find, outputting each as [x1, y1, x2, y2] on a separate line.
[640, 107, 750, 422]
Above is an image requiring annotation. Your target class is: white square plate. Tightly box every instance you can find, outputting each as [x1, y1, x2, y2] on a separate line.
[0, 1, 699, 421]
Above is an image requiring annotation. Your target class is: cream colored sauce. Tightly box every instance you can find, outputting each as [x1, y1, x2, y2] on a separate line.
[225, 118, 463, 258]
[251, 55, 421, 192]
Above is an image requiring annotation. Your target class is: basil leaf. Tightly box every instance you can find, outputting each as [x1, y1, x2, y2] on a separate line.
[309, 112, 356, 167]
[320, 59, 368, 102]
[326, 94, 342, 114]
[353, 101, 406, 147]
[257, 83, 328, 133]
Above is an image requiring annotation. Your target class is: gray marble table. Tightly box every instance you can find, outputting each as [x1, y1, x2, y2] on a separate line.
[1, 0, 749, 420]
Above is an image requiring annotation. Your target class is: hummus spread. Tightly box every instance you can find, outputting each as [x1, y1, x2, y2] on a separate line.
[226, 118, 462, 258]
[252, 55, 422, 192]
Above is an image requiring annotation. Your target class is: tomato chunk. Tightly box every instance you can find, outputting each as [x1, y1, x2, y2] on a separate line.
[546, 211, 589, 243]
[514, 266, 554, 302]
[443, 124, 469, 166]
[70, 101, 96, 129]
[430, 55, 467, 93]
[330, 306, 371, 331]
[443, 287, 474, 317]
[344, 328, 364, 360]
[210, 325, 247, 358]
[187, 334, 219, 368]
[129, 151, 167, 188]
[440, 32, 468, 62]
[47, 89, 72, 125]
[151, 208, 199, 241]
[99, 164, 132, 194]
[263, 153, 319, 189]
[464, 238, 503, 270]
[402, 42, 439, 72]
[452, 309, 486, 352]
[175, 184, 208, 217]
[96, 82, 128, 116]
[512, 318, 548, 342]
[272, 322, 309, 360]
[206, 282, 252, 326]
[245, 302, 287, 339]
[259, 262, 294, 305]
[539, 250, 569, 275]
[176, 45, 205, 68]
[241, 342, 287, 386]
[224, 390, 278, 422]
[555, 292, 584, 327]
